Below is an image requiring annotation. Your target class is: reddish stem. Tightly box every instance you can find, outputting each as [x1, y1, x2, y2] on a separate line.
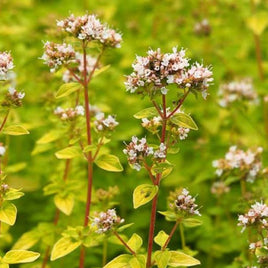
[253, 34, 264, 80]
[162, 220, 180, 250]
[0, 110, 10, 133]
[152, 100, 164, 119]
[41, 247, 51, 268]
[113, 231, 136, 255]
[143, 161, 156, 184]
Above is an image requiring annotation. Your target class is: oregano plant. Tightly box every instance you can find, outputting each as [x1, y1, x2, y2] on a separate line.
[0, 52, 40, 267]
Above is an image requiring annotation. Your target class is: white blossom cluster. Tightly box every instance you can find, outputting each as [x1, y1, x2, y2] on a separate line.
[0, 51, 14, 80]
[194, 19, 211, 36]
[123, 136, 154, 171]
[63, 53, 97, 83]
[125, 47, 213, 99]
[218, 78, 258, 107]
[2, 87, 25, 108]
[211, 181, 230, 196]
[41, 42, 76, 72]
[153, 143, 166, 159]
[92, 208, 124, 234]
[54, 105, 84, 121]
[0, 183, 9, 193]
[94, 112, 119, 132]
[0, 144, 6, 156]
[212, 146, 263, 183]
[174, 188, 201, 216]
[177, 127, 190, 140]
[238, 201, 268, 233]
[141, 116, 162, 133]
[57, 14, 122, 48]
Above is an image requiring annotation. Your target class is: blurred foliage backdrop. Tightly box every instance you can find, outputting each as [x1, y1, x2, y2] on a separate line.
[1, 0, 268, 267]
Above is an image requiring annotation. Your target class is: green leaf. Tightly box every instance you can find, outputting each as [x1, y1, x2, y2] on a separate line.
[0, 264, 9, 268]
[151, 162, 173, 178]
[117, 223, 134, 232]
[83, 144, 97, 153]
[5, 162, 27, 173]
[3, 125, 29, 135]
[154, 231, 169, 248]
[154, 250, 171, 268]
[134, 107, 159, 119]
[246, 13, 268, 36]
[0, 202, 17, 226]
[55, 82, 82, 99]
[93, 65, 111, 77]
[51, 237, 81, 261]
[4, 189, 24, 201]
[95, 154, 123, 172]
[12, 230, 40, 250]
[3, 250, 40, 264]
[103, 254, 132, 268]
[127, 233, 143, 252]
[133, 184, 158, 209]
[158, 211, 178, 222]
[129, 255, 146, 268]
[37, 130, 63, 144]
[170, 113, 198, 130]
[55, 146, 81, 159]
[168, 251, 200, 267]
[183, 218, 202, 228]
[54, 194, 74, 216]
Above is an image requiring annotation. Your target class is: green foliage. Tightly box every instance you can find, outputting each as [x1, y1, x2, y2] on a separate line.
[3, 125, 29, 135]
[95, 154, 123, 172]
[170, 113, 198, 130]
[55, 82, 82, 99]
[133, 184, 158, 209]
[0, 202, 17, 226]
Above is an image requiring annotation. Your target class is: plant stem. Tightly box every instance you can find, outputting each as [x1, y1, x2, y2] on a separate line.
[240, 178, 247, 199]
[253, 34, 264, 80]
[41, 247, 50, 268]
[162, 220, 180, 250]
[179, 223, 186, 249]
[0, 110, 9, 133]
[113, 231, 136, 255]
[102, 239, 108, 266]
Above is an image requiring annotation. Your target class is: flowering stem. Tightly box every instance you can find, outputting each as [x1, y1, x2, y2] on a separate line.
[92, 136, 104, 161]
[240, 178, 247, 199]
[253, 34, 264, 80]
[0, 110, 10, 133]
[143, 161, 156, 184]
[179, 223, 186, 249]
[152, 100, 164, 119]
[113, 231, 136, 255]
[162, 220, 180, 250]
[167, 89, 190, 119]
[102, 238, 108, 266]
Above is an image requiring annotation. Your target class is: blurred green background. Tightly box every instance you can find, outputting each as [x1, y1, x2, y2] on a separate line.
[1, 0, 268, 267]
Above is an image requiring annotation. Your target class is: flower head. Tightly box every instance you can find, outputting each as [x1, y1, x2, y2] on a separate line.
[41, 41, 76, 72]
[57, 14, 122, 48]
[94, 113, 119, 132]
[92, 208, 124, 234]
[54, 105, 84, 121]
[0, 52, 14, 80]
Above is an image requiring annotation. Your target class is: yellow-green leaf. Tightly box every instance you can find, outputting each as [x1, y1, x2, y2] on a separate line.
[247, 13, 268, 36]
[134, 107, 159, 119]
[3, 250, 40, 264]
[12, 230, 40, 250]
[51, 237, 81, 261]
[154, 250, 171, 268]
[83, 144, 97, 153]
[4, 189, 24, 201]
[183, 218, 202, 228]
[54, 194, 74, 216]
[133, 184, 158, 209]
[154, 231, 169, 248]
[129, 255, 146, 268]
[3, 125, 29, 135]
[37, 130, 63, 144]
[55, 146, 81, 159]
[95, 154, 123, 172]
[0, 202, 17, 226]
[127, 233, 143, 252]
[93, 65, 111, 77]
[0, 264, 9, 268]
[170, 113, 198, 130]
[168, 251, 200, 267]
[103, 254, 132, 268]
[55, 82, 82, 99]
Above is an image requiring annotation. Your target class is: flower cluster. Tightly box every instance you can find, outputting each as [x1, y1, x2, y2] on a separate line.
[171, 188, 201, 216]
[63, 53, 97, 83]
[153, 143, 166, 159]
[141, 116, 162, 134]
[41, 42, 76, 72]
[211, 181, 230, 196]
[212, 146, 263, 182]
[0, 51, 14, 80]
[194, 19, 211, 36]
[123, 136, 154, 171]
[2, 87, 25, 108]
[0, 183, 9, 195]
[0, 144, 6, 156]
[218, 78, 258, 107]
[125, 47, 213, 99]
[92, 208, 124, 234]
[54, 105, 84, 121]
[94, 186, 119, 203]
[57, 14, 122, 48]
[238, 201, 268, 232]
[94, 112, 119, 132]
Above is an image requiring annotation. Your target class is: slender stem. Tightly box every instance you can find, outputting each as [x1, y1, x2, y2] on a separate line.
[102, 239, 108, 266]
[0, 110, 10, 133]
[167, 90, 190, 119]
[41, 247, 51, 268]
[253, 34, 264, 80]
[66, 67, 84, 84]
[152, 100, 164, 119]
[240, 178, 247, 199]
[113, 231, 136, 255]
[143, 161, 156, 184]
[162, 220, 180, 250]
[92, 136, 104, 161]
[179, 223, 186, 249]
[79, 246, 86, 268]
